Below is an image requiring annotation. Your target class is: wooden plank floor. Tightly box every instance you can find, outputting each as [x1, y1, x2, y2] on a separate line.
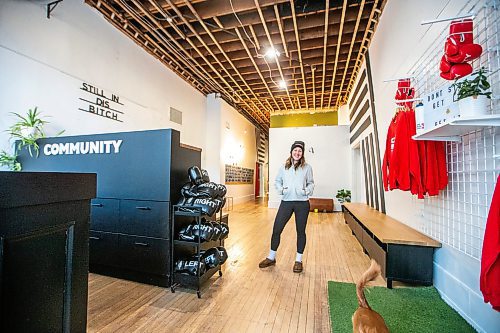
[87, 199, 385, 332]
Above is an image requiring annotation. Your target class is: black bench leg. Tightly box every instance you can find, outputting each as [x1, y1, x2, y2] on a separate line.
[387, 278, 393, 289]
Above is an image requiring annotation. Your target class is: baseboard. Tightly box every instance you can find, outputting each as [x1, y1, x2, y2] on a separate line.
[434, 261, 488, 333]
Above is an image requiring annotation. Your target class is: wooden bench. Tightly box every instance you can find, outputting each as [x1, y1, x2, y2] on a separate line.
[342, 203, 441, 288]
[309, 198, 334, 212]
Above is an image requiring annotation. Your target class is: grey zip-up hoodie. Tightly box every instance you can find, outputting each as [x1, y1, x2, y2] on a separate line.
[275, 163, 314, 201]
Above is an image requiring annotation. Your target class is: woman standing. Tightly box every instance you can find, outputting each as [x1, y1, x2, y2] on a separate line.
[259, 140, 314, 273]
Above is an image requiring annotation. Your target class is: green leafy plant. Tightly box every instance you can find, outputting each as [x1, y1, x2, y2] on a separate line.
[336, 189, 351, 203]
[0, 107, 61, 171]
[8, 107, 48, 157]
[0, 150, 21, 171]
[452, 67, 492, 101]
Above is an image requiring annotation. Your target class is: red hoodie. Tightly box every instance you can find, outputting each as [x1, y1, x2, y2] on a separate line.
[480, 175, 500, 311]
[383, 111, 411, 191]
[405, 110, 424, 198]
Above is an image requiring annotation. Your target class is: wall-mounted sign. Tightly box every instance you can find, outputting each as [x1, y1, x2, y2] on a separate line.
[225, 164, 254, 184]
[423, 84, 459, 128]
[79, 82, 124, 122]
[42, 139, 123, 156]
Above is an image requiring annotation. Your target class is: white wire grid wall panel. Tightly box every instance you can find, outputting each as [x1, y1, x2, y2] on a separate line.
[407, 0, 500, 260]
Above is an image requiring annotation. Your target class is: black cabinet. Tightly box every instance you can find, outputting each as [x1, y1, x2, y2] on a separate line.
[119, 200, 170, 237]
[90, 198, 119, 232]
[19, 129, 201, 287]
[89, 231, 119, 267]
[0, 172, 96, 333]
[119, 235, 170, 275]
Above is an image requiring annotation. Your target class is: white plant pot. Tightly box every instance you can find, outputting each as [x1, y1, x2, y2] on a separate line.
[19, 126, 42, 139]
[458, 95, 490, 118]
[19, 126, 35, 138]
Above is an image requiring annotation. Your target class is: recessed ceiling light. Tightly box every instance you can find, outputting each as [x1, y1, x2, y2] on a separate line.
[278, 80, 287, 89]
[265, 47, 280, 59]
[166, 16, 173, 23]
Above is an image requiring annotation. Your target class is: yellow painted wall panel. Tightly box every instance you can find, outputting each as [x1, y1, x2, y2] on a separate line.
[270, 112, 338, 128]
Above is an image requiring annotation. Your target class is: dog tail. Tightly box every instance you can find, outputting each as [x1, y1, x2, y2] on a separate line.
[356, 259, 381, 310]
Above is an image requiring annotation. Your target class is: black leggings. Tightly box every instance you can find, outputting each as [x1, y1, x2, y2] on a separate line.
[270, 200, 310, 254]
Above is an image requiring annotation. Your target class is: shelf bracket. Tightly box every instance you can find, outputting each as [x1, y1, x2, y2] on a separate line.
[47, 0, 63, 19]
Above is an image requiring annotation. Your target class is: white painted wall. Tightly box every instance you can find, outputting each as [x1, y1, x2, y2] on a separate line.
[337, 104, 350, 125]
[220, 99, 257, 204]
[204, 94, 222, 182]
[203, 94, 257, 204]
[368, 0, 500, 332]
[268, 126, 351, 210]
[0, 0, 206, 162]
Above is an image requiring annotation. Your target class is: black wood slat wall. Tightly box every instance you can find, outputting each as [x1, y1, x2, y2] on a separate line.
[348, 52, 386, 213]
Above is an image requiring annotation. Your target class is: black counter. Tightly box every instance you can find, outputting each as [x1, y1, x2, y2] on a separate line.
[0, 171, 96, 333]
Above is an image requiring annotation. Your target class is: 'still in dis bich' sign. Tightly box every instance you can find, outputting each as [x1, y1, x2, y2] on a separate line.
[79, 82, 124, 122]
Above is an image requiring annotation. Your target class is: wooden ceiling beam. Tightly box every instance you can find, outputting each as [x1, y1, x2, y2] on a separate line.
[86, 0, 386, 130]
[243, 72, 354, 86]
[334, 0, 365, 107]
[235, 26, 282, 111]
[170, 0, 289, 21]
[110, 0, 223, 95]
[177, 15, 367, 51]
[223, 42, 359, 68]
[216, 65, 356, 85]
[183, 0, 271, 122]
[320, 0, 329, 108]
[188, 35, 363, 61]
[208, 54, 354, 77]
[274, 5, 289, 58]
[344, 0, 384, 105]
[147, 0, 186, 39]
[165, 0, 269, 126]
[169, 2, 371, 35]
[291, 0, 307, 109]
[326, 0, 347, 108]
[248, 24, 261, 51]
[132, 5, 365, 43]
[255, 0, 293, 110]
[144, 0, 241, 104]
[86, 0, 209, 94]
[244, 75, 355, 95]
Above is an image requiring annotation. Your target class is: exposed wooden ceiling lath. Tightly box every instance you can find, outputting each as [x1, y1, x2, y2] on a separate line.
[85, 0, 387, 132]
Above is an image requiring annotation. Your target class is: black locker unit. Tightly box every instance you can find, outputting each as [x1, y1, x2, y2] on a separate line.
[0, 172, 96, 333]
[18, 129, 201, 286]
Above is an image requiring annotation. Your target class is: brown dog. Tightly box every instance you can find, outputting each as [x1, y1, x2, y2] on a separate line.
[352, 259, 389, 333]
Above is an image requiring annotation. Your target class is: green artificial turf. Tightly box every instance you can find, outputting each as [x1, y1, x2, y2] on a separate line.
[328, 282, 476, 333]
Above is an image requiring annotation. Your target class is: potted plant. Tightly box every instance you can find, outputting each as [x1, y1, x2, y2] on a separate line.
[8, 107, 49, 157]
[452, 67, 492, 118]
[0, 150, 21, 171]
[0, 107, 59, 171]
[336, 189, 351, 204]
